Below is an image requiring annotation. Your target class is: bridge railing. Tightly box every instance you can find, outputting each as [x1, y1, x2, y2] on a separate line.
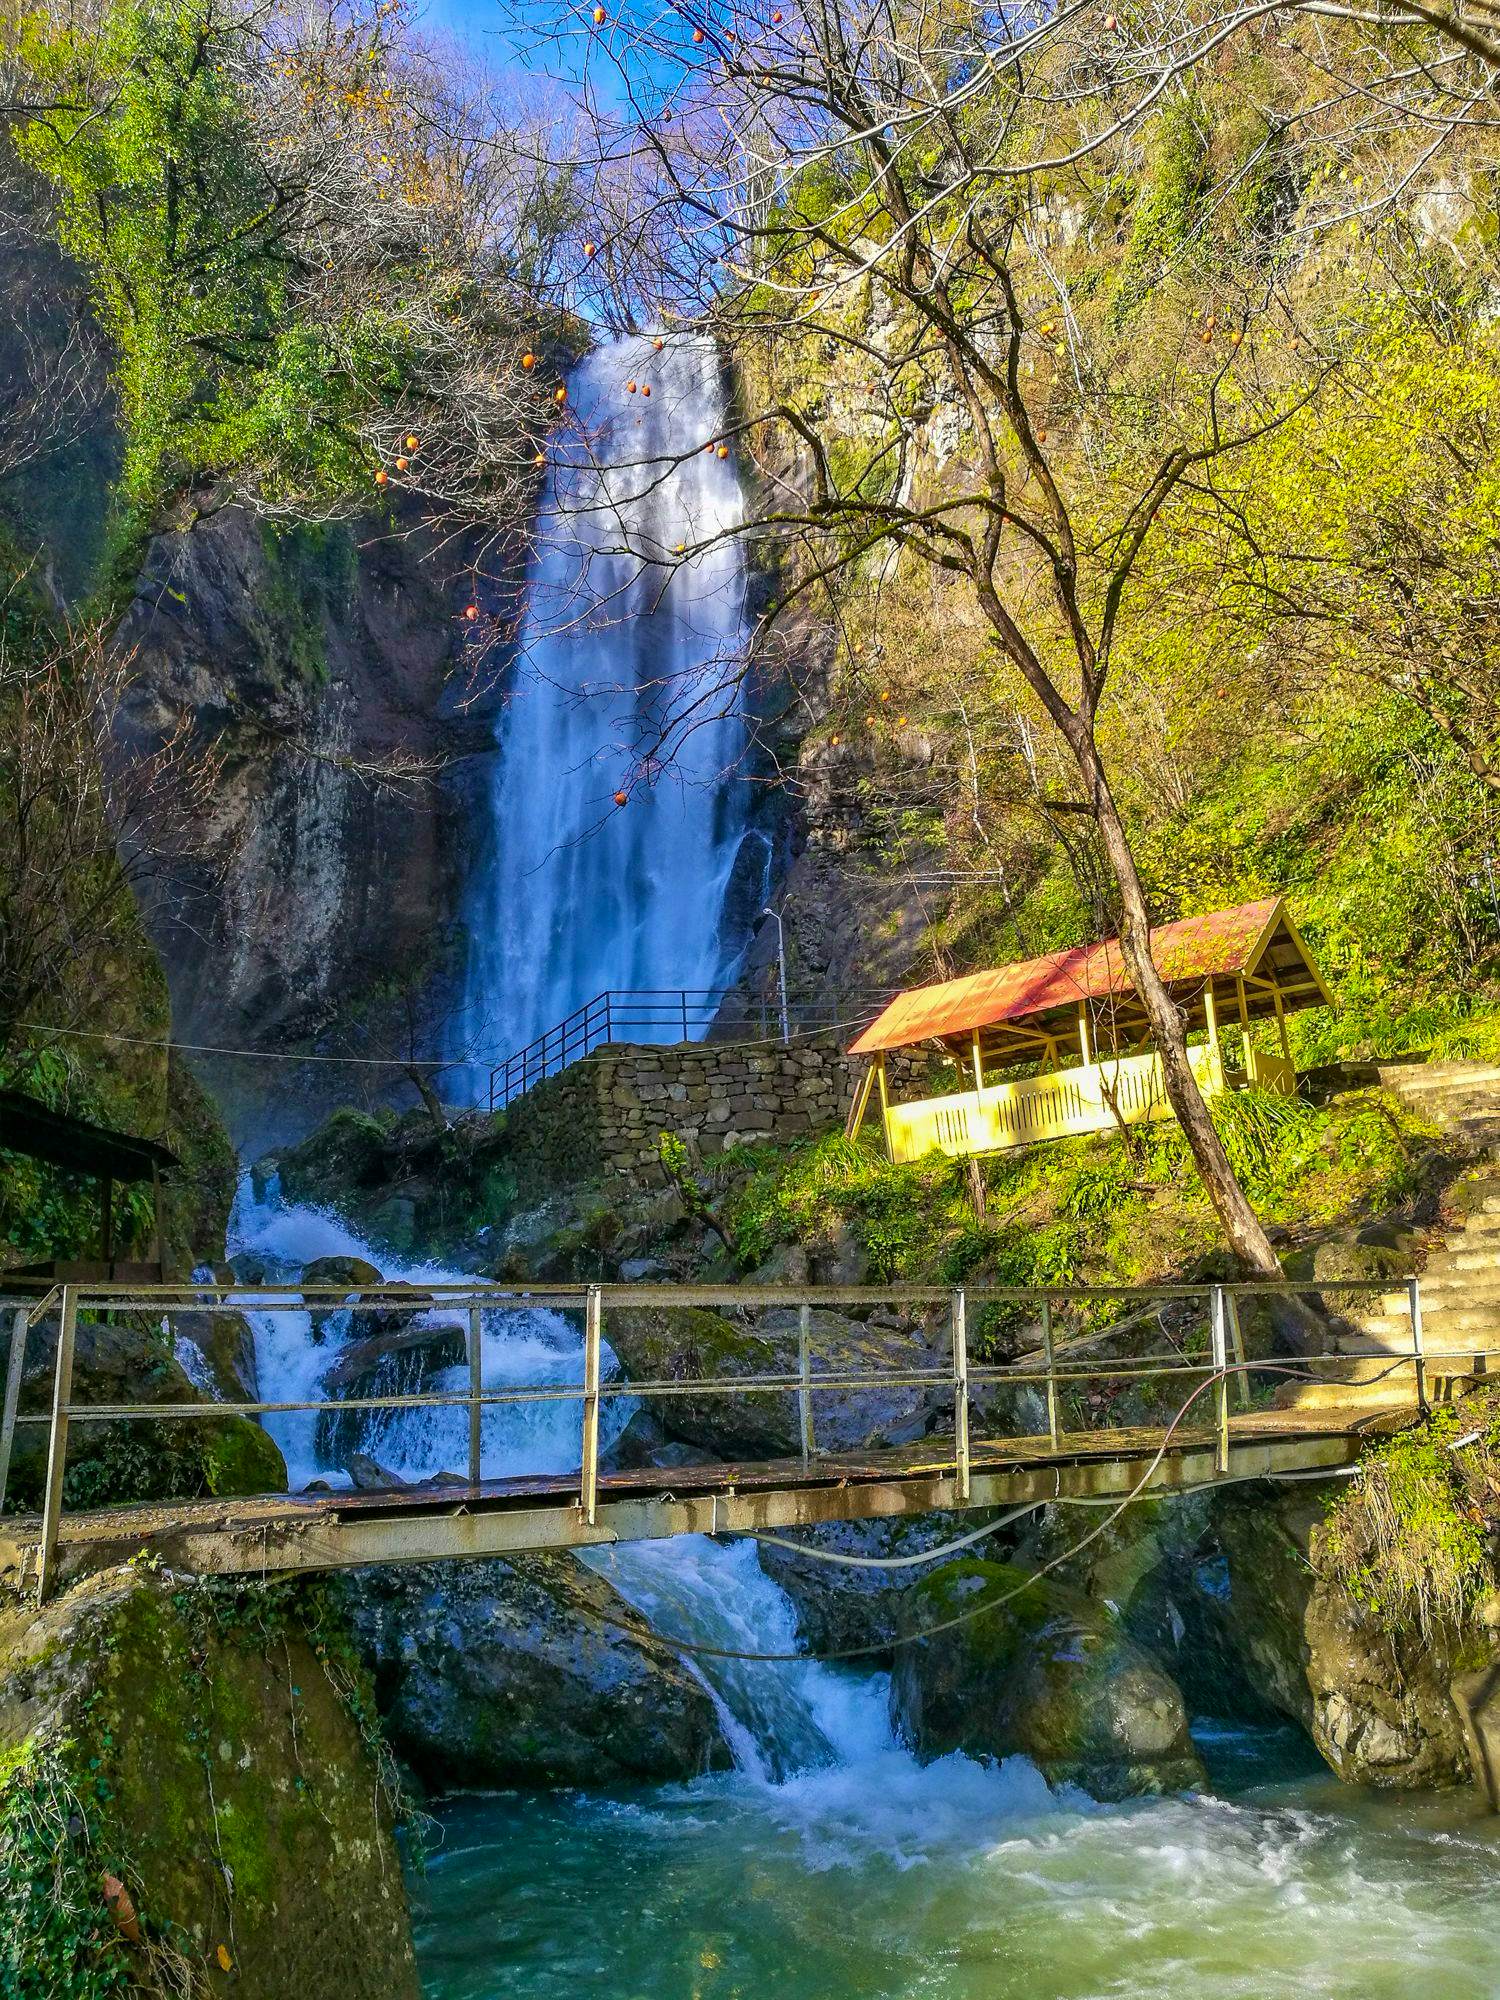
[0, 1275, 1429, 1601]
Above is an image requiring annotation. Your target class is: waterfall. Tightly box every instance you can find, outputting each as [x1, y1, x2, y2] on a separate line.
[229, 1180, 860, 1780]
[454, 333, 754, 1084]
[223, 336, 842, 1785]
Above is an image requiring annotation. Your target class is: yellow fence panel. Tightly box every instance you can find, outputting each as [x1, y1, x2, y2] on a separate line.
[884, 1044, 1232, 1163]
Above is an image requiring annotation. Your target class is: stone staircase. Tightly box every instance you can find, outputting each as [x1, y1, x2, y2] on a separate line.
[1287, 1061, 1500, 1410]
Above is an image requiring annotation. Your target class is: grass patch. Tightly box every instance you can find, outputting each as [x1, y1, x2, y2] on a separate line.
[1315, 1392, 1500, 1642]
[722, 1086, 1432, 1300]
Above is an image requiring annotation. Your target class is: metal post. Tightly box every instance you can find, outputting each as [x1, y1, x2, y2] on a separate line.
[951, 1287, 971, 1502]
[38, 1287, 77, 1603]
[0, 1306, 31, 1517]
[1409, 1275, 1428, 1414]
[580, 1286, 602, 1525]
[1225, 1290, 1252, 1410]
[1209, 1284, 1230, 1476]
[798, 1303, 814, 1466]
[759, 905, 790, 1045]
[1041, 1298, 1059, 1448]
[468, 1304, 484, 1487]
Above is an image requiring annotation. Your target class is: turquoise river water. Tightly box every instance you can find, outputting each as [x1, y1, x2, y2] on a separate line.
[227, 1192, 1500, 2000]
[411, 1722, 1500, 2000]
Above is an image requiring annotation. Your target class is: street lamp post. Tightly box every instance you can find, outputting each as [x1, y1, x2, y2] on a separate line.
[759, 905, 790, 1045]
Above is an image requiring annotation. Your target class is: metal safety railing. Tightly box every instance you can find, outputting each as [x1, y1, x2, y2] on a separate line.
[485, 987, 895, 1109]
[0, 1274, 1435, 1602]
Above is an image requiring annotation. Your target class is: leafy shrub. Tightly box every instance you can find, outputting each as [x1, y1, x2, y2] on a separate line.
[1316, 1394, 1500, 1641]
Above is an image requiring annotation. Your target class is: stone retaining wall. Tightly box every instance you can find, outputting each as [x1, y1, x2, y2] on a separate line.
[501, 1038, 910, 1199]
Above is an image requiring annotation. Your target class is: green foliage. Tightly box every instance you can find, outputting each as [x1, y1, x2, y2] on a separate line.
[255, 521, 359, 686]
[1111, 94, 1212, 322]
[1316, 1393, 1500, 1641]
[724, 1082, 1426, 1298]
[0, 1739, 135, 1999]
[13, 0, 421, 525]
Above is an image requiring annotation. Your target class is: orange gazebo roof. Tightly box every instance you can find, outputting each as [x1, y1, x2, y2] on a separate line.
[848, 897, 1330, 1058]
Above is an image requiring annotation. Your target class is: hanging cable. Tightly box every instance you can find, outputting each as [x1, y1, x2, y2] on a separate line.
[739, 1459, 1358, 1571]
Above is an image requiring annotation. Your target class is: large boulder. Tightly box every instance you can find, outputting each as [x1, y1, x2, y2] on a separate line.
[168, 1306, 260, 1401]
[0, 1566, 418, 1998]
[755, 1514, 1015, 1659]
[5, 1311, 285, 1512]
[602, 1303, 944, 1460]
[1213, 1484, 1484, 1788]
[341, 1554, 732, 1790]
[889, 1559, 1206, 1800]
[1015, 1494, 1285, 1724]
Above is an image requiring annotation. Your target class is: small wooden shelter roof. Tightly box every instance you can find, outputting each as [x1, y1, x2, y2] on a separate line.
[848, 897, 1331, 1061]
[0, 1089, 177, 1183]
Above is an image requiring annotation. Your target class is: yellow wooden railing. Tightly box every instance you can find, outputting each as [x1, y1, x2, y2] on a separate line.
[882, 1041, 1293, 1164]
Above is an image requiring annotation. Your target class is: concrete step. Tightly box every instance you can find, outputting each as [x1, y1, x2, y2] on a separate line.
[1276, 1379, 1421, 1411]
[1380, 1062, 1500, 1087]
[1422, 1249, 1500, 1273]
[1359, 1306, 1500, 1337]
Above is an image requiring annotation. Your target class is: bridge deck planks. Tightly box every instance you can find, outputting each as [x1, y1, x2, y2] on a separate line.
[1, 1402, 1409, 1564]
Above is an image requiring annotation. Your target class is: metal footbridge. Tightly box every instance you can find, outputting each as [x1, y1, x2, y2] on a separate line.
[0, 1277, 1429, 1601]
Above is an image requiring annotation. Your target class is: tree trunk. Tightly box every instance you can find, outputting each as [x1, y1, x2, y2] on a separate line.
[408, 1066, 449, 1135]
[1067, 728, 1288, 1282]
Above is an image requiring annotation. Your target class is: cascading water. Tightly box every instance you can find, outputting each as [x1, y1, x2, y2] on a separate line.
[453, 333, 756, 1081]
[226, 332, 840, 1790]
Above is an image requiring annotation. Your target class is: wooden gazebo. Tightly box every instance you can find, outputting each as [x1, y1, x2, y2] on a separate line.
[0, 1089, 178, 1281]
[845, 896, 1332, 1163]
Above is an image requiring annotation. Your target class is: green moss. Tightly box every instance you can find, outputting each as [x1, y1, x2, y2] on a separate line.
[722, 1086, 1429, 1310]
[255, 520, 358, 688]
[1316, 1391, 1500, 1641]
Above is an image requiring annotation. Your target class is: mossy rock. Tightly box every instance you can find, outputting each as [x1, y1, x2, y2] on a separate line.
[340, 1554, 730, 1790]
[0, 1567, 418, 1998]
[3, 1315, 284, 1514]
[1213, 1482, 1482, 1788]
[889, 1558, 1206, 1800]
[604, 1304, 941, 1459]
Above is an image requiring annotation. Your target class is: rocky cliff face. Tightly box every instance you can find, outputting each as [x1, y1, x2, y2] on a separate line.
[116, 506, 528, 1152]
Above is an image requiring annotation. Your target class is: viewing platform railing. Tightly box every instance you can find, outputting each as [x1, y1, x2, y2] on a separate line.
[486, 987, 892, 1111]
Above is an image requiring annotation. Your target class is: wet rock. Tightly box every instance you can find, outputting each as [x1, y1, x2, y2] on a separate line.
[889, 1558, 1206, 1800]
[301, 1253, 388, 1342]
[756, 1514, 1015, 1659]
[616, 1256, 669, 1283]
[169, 1307, 259, 1402]
[341, 1555, 731, 1790]
[601, 1404, 673, 1470]
[1016, 1494, 1285, 1725]
[345, 1453, 407, 1492]
[602, 1303, 943, 1459]
[1213, 1483, 1483, 1789]
[303, 1253, 386, 1291]
[314, 1319, 467, 1468]
[5, 1313, 285, 1512]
